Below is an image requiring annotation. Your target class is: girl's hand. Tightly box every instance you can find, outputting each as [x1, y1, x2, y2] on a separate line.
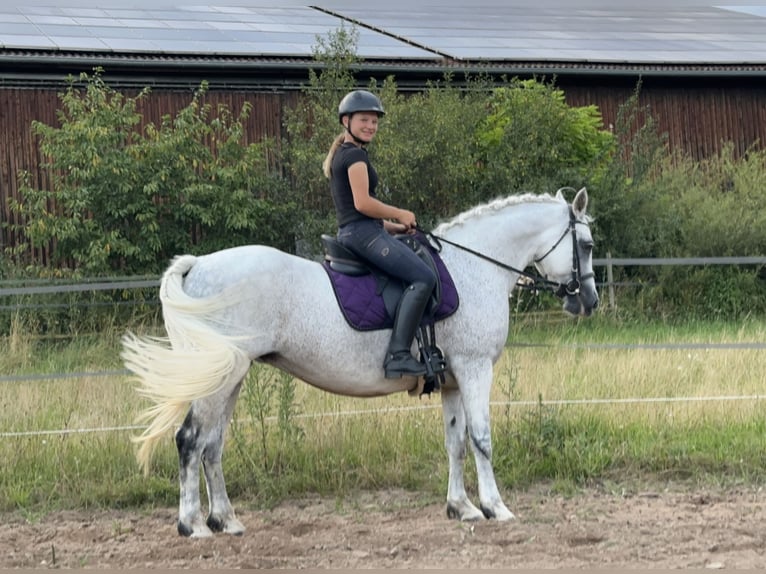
[384, 221, 408, 235]
[396, 209, 417, 230]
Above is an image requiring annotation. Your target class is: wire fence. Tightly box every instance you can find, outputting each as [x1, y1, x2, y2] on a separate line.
[2, 256, 765, 439]
[3, 338, 765, 438]
[3, 394, 766, 439]
[2, 254, 764, 310]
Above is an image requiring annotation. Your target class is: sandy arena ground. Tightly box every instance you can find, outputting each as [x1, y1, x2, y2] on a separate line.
[2, 484, 765, 569]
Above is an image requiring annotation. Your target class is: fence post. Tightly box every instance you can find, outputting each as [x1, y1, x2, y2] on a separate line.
[606, 251, 615, 309]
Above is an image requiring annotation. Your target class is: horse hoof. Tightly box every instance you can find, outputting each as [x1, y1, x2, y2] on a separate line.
[446, 500, 485, 522]
[480, 503, 516, 521]
[207, 514, 245, 535]
[178, 520, 214, 538]
[223, 518, 246, 536]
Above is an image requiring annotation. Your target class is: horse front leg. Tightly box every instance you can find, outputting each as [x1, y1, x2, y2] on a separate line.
[441, 386, 484, 521]
[457, 358, 516, 521]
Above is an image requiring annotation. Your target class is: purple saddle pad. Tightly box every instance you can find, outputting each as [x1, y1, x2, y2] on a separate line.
[322, 240, 459, 331]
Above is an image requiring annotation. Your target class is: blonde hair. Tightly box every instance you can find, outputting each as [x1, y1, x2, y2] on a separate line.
[323, 133, 345, 179]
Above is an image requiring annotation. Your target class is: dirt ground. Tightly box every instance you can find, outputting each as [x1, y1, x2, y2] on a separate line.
[2, 484, 766, 569]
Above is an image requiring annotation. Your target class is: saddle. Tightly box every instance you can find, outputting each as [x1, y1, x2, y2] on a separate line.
[321, 232, 459, 394]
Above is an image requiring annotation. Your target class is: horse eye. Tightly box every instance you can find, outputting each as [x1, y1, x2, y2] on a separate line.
[580, 241, 593, 252]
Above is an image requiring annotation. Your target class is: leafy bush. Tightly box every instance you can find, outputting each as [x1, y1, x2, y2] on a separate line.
[474, 79, 615, 199]
[281, 26, 359, 254]
[371, 75, 492, 224]
[590, 87, 766, 318]
[670, 144, 766, 257]
[11, 69, 295, 275]
[647, 266, 766, 320]
[586, 85, 676, 260]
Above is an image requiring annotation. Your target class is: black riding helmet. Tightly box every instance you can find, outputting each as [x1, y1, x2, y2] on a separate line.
[338, 90, 385, 124]
[338, 90, 385, 145]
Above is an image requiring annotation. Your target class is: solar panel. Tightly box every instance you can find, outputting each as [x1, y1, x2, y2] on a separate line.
[0, 2, 762, 64]
[0, 34, 57, 49]
[47, 36, 109, 50]
[335, 3, 766, 63]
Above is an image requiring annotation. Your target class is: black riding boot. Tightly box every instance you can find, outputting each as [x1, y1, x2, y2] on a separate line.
[384, 282, 431, 379]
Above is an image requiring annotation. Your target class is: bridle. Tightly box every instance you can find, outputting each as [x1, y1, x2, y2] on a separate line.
[418, 205, 594, 299]
[533, 206, 595, 298]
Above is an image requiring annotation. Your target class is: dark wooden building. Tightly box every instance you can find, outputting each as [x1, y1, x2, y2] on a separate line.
[1, 1, 765, 257]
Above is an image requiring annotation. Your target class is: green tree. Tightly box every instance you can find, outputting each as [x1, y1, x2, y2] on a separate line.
[474, 78, 615, 198]
[12, 70, 294, 275]
[13, 70, 147, 271]
[281, 25, 360, 252]
[591, 84, 677, 259]
[372, 74, 492, 224]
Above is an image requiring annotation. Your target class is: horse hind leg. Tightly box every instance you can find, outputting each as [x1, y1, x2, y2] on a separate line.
[176, 359, 250, 538]
[201, 379, 246, 536]
[176, 408, 210, 538]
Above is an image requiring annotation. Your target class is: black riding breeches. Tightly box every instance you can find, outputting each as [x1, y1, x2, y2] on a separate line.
[337, 219, 437, 291]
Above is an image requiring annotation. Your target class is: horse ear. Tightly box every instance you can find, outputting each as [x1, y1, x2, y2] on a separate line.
[573, 187, 588, 217]
[555, 188, 565, 200]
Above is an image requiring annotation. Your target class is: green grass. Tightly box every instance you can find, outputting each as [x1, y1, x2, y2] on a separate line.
[2, 312, 766, 514]
[508, 310, 766, 345]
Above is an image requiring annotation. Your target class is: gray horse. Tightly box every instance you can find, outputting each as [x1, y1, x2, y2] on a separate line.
[122, 188, 599, 537]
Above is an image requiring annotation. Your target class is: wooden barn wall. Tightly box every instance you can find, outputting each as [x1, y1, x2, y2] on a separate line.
[563, 83, 766, 160]
[1, 82, 764, 262]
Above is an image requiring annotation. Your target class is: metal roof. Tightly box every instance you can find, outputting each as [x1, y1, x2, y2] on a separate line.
[1, 0, 766, 88]
[0, 1, 764, 64]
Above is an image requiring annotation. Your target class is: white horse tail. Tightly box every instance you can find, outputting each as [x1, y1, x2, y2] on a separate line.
[122, 254, 249, 474]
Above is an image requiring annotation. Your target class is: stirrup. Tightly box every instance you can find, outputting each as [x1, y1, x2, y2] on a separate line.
[422, 344, 447, 375]
[416, 324, 448, 394]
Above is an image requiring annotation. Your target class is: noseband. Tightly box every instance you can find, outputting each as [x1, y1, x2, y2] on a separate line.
[534, 206, 595, 298]
[419, 206, 594, 299]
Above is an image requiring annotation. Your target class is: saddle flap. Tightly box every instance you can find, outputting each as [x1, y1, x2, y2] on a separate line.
[321, 231, 459, 332]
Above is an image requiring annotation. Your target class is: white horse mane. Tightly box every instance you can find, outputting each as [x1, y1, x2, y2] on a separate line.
[435, 193, 562, 233]
[434, 192, 566, 234]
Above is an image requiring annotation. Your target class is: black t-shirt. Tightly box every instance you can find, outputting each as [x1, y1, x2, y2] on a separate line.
[330, 142, 379, 226]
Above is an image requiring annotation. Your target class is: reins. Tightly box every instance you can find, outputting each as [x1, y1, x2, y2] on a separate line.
[416, 205, 592, 298]
[417, 225, 561, 293]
